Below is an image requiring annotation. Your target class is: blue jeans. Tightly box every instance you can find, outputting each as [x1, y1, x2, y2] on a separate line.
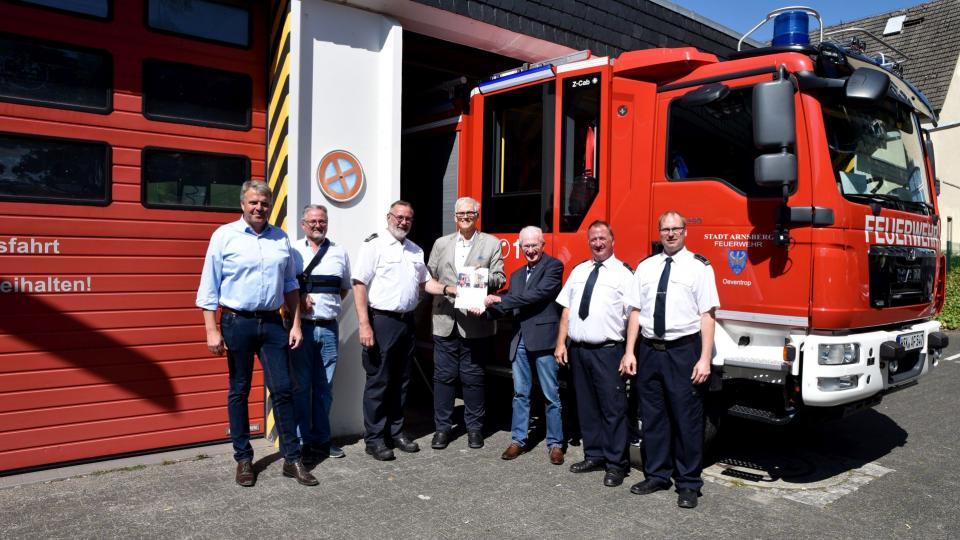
[292, 319, 339, 446]
[511, 336, 563, 448]
[220, 312, 300, 462]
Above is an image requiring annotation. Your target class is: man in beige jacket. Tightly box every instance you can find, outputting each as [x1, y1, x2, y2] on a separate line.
[427, 197, 506, 450]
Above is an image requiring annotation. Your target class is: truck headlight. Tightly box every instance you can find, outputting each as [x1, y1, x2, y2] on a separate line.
[818, 343, 859, 365]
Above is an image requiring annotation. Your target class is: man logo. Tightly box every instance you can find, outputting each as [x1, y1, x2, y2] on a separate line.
[727, 249, 747, 275]
[317, 150, 364, 202]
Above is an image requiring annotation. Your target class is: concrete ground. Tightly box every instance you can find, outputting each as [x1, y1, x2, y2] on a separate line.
[2, 334, 959, 539]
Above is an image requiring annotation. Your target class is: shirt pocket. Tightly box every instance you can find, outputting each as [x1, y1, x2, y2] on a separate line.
[669, 272, 696, 297]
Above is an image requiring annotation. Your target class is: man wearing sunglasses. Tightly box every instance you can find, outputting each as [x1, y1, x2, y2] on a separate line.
[620, 210, 720, 509]
[426, 197, 506, 450]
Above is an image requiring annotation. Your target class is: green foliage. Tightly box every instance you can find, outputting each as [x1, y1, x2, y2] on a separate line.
[937, 257, 960, 330]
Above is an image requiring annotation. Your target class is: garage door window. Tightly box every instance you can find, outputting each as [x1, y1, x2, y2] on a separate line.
[0, 132, 110, 205]
[143, 59, 252, 130]
[142, 148, 249, 211]
[0, 33, 112, 113]
[147, 0, 250, 47]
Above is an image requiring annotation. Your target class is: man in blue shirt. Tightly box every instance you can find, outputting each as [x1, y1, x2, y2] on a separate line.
[197, 180, 316, 487]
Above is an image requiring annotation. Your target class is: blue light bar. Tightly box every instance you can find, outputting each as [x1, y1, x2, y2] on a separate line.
[772, 10, 810, 46]
[477, 64, 555, 94]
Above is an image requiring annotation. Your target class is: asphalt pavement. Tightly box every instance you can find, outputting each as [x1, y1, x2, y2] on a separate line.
[2, 333, 959, 539]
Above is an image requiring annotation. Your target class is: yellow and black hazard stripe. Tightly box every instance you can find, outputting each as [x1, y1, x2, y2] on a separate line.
[264, 0, 292, 447]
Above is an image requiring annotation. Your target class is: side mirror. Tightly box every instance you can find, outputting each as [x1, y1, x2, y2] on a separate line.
[753, 78, 796, 148]
[923, 129, 938, 193]
[845, 67, 890, 102]
[755, 153, 797, 186]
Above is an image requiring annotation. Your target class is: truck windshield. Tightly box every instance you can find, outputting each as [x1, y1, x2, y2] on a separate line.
[821, 97, 932, 214]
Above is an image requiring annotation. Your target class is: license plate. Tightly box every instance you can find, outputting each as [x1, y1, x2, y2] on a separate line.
[897, 331, 923, 351]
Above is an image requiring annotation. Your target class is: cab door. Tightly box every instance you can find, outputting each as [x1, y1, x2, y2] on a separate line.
[651, 74, 814, 326]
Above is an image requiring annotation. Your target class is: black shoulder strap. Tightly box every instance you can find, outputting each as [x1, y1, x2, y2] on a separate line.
[303, 239, 331, 276]
[693, 253, 711, 266]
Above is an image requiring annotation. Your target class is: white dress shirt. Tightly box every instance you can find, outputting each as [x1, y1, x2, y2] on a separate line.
[625, 248, 720, 341]
[556, 255, 635, 344]
[353, 229, 429, 313]
[453, 231, 476, 273]
[292, 238, 351, 320]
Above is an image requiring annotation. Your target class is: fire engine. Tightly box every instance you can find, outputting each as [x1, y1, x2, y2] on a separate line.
[458, 7, 950, 435]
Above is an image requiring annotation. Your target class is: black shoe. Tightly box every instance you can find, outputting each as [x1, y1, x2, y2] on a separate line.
[431, 431, 451, 450]
[467, 430, 484, 449]
[365, 442, 396, 461]
[393, 434, 421, 453]
[568, 459, 605, 473]
[235, 460, 255, 487]
[603, 469, 626, 487]
[677, 488, 701, 509]
[630, 478, 672, 495]
[282, 460, 319, 486]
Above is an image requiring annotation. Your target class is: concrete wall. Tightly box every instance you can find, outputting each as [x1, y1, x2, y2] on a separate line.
[933, 54, 960, 249]
[290, 0, 403, 436]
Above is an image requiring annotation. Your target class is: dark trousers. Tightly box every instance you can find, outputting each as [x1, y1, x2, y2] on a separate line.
[220, 312, 301, 463]
[637, 338, 705, 490]
[362, 311, 415, 445]
[570, 342, 628, 471]
[433, 330, 488, 433]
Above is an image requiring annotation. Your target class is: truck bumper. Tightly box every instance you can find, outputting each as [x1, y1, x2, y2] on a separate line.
[799, 320, 945, 407]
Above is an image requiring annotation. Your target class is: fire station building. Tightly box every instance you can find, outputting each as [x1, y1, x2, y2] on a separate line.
[0, 0, 750, 472]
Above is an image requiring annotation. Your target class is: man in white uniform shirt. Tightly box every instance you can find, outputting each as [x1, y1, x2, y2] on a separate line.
[352, 200, 445, 461]
[555, 220, 635, 488]
[620, 210, 719, 509]
[291, 204, 351, 463]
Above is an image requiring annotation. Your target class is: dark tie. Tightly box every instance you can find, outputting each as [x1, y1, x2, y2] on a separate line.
[654, 257, 673, 337]
[578, 261, 602, 320]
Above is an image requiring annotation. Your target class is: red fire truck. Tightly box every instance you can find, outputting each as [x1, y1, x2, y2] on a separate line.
[458, 8, 949, 433]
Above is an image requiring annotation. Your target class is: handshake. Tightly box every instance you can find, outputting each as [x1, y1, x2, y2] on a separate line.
[467, 294, 502, 316]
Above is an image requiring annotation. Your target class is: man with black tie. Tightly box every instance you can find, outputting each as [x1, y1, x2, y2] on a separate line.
[479, 226, 565, 465]
[555, 221, 634, 487]
[620, 210, 720, 509]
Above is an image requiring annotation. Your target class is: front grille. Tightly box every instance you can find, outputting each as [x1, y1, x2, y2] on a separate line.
[868, 246, 936, 308]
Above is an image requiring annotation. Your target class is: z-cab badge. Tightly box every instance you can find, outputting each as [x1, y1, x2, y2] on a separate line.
[727, 250, 747, 275]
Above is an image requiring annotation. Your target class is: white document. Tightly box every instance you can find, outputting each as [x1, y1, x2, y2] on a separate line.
[454, 266, 488, 310]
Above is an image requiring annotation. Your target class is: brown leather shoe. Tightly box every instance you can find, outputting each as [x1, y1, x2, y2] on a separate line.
[501, 443, 525, 460]
[282, 460, 319, 486]
[549, 447, 564, 465]
[235, 460, 255, 487]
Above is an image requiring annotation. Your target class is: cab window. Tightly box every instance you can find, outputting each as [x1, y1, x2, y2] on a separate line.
[482, 82, 555, 232]
[560, 73, 601, 232]
[666, 86, 780, 197]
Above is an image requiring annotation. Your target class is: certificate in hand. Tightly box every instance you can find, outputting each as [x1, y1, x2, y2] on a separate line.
[454, 266, 488, 310]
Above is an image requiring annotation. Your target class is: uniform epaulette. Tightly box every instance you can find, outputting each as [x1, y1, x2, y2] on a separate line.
[640, 253, 658, 263]
[364, 233, 378, 242]
[693, 253, 710, 265]
[622, 261, 634, 272]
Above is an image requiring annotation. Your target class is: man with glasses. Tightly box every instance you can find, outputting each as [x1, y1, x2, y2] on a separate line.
[196, 180, 316, 487]
[426, 197, 505, 450]
[480, 226, 565, 465]
[291, 204, 351, 462]
[555, 221, 635, 488]
[620, 210, 719, 509]
[353, 201, 446, 460]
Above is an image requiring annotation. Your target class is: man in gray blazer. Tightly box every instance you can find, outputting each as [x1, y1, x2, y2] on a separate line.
[427, 197, 506, 450]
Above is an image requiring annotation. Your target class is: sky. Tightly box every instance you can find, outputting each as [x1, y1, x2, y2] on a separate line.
[670, 0, 926, 42]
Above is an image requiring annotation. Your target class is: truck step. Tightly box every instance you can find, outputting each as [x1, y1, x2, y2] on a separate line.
[727, 404, 795, 425]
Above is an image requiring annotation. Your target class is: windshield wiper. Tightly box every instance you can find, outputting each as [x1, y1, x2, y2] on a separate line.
[845, 193, 905, 210]
[845, 193, 932, 215]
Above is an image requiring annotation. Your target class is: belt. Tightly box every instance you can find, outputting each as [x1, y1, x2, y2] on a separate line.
[221, 306, 281, 319]
[301, 318, 336, 324]
[570, 340, 623, 349]
[643, 332, 700, 351]
[370, 308, 412, 319]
